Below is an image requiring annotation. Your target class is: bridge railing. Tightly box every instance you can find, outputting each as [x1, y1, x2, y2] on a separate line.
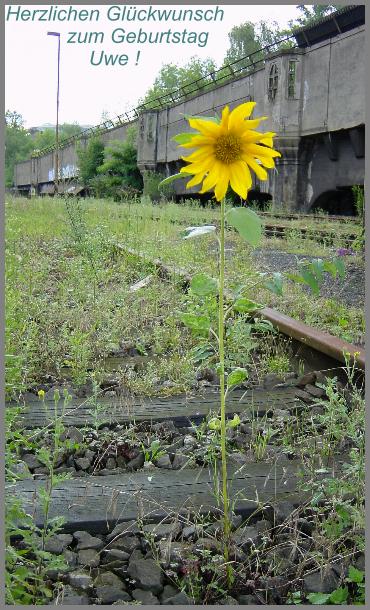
[31, 33, 298, 159]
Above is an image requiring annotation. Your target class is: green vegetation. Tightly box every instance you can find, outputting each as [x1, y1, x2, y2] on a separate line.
[5, 196, 364, 401]
[5, 193, 364, 605]
[76, 127, 143, 199]
[77, 138, 105, 186]
[5, 111, 84, 186]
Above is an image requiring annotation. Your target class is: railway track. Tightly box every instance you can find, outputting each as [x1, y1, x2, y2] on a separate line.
[115, 244, 365, 370]
[259, 211, 360, 223]
[7, 242, 364, 605]
[124, 212, 359, 246]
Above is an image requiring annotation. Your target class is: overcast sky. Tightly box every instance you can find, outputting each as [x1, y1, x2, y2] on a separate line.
[5, 4, 302, 128]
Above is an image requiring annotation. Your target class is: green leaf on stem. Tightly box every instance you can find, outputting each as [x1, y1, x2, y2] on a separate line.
[328, 586, 349, 604]
[190, 273, 218, 297]
[347, 566, 364, 584]
[227, 414, 241, 428]
[208, 417, 221, 430]
[233, 297, 264, 314]
[334, 256, 346, 279]
[179, 313, 211, 337]
[227, 367, 248, 388]
[172, 133, 196, 145]
[310, 258, 324, 282]
[323, 260, 338, 278]
[306, 592, 331, 605]
[158, 172, 192, 188]
[264, 272, 284, 296]
[226, 207, 262, 246]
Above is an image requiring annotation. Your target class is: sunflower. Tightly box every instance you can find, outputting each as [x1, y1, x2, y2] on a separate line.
[179, 102, 281, 201]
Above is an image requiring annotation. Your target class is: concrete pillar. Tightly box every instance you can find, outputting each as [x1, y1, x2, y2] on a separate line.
[270, 136, 301, 211]
[137, 111, 159, 173]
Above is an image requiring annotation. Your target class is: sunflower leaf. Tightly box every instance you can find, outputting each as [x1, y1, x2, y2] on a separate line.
[158, 172, 192, 188]
[179, 313, 211, 337]
[182, 226, 216, 239]
[227, 414, 241, 428]
[227, 367, 248, 388]
[264, 272, 284, 296]
[233, 298, 264, 314]
[190, 273, 219, 297]
[172, 133, 196, 145]
[183, 113, 220, 123]
[226, 207, 262, 246]
[208, 417, 221, 430]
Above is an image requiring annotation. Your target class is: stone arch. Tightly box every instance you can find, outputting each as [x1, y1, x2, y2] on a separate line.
[309, 187, 358, 216]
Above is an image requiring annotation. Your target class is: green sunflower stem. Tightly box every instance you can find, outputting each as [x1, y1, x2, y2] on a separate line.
[219, 196, 232, 587]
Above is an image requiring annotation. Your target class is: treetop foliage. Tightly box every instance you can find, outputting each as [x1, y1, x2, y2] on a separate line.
[6, 5, 342, 187]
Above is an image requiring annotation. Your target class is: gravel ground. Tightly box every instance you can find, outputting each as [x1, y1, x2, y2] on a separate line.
[251, 249, 365, 308]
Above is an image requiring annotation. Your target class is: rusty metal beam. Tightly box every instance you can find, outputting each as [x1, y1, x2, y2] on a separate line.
[260, 307, 365, 370]
[114, 243, 365, 371]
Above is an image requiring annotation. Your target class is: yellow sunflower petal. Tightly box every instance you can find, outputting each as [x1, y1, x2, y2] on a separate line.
[186, 172, 206, 188]
[241, 131, 273, 146]
[188, 117, 220, 137]
[182, 147, 214, 163]
[256, 155, 276, 169]
[258, 132, 276, 148]
[240, 117, 268, 131]
[199, 161, 222, 193]
[214, 166, 230, 201]
[181, 135, 216, 149]
[245, 157, 268, 181]
[248, 143, 281, 158]
[229, 102, 256, 130]
[229, 161, 252, 199]
[182, 157, 217, 176]
[220, 106, 230, 131]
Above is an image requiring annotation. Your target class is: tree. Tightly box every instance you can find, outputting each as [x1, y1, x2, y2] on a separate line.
[224, 22, 261, 66]
[31, 123, 83, 152]
[5, 110, 34, 186]
[59, 123, 84, 139]
[293, 5, 340, 27]
[5, 110, 24, 129]
[142, 56, 217, 107]
[223, 20, 293, 71]
[77, 138, 105, 185]
[91, 127, 143, 199]
[31, 129, 56, 151]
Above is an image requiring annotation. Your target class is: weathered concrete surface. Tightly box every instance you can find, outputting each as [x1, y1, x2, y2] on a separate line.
[137, 26, 364, 210]
[14, 23, 364, 212]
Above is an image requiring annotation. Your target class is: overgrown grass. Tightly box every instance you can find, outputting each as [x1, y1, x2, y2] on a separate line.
[5, 195, 364, 399]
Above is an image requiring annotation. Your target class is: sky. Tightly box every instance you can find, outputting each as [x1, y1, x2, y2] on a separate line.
[5, 4, 302, 128]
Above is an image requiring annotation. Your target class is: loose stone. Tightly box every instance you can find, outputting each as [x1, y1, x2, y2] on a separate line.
[45, 533, 73, 554]
[127, 558, 164, 593]
[77, 549, 100, 567]
[132, 589, 160, 604]
[67, 571, 94, 591]
[73, 531, 104, 551]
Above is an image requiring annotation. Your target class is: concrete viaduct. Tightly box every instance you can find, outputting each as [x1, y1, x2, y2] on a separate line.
[13, 6, 365, 214]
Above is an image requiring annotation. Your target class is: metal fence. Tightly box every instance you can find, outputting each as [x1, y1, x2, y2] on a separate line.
[31, 33, 298, 158]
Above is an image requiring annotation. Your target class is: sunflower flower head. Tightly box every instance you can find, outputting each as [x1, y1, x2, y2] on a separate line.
[178, 102, 280, 202]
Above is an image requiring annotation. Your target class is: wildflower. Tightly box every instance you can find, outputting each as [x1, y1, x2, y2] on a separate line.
[37, 389, 45, 398]
[336, 247, 355, 257]
[179, 102, 280, 201]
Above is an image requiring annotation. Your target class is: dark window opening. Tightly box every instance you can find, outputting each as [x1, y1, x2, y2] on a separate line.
[288, 60, 296, 98]
[268, 64, 278, 102]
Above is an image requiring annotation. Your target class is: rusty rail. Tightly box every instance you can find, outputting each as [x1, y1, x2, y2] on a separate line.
[115, 243, 365, 371]
[260, 307, 365, 370]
